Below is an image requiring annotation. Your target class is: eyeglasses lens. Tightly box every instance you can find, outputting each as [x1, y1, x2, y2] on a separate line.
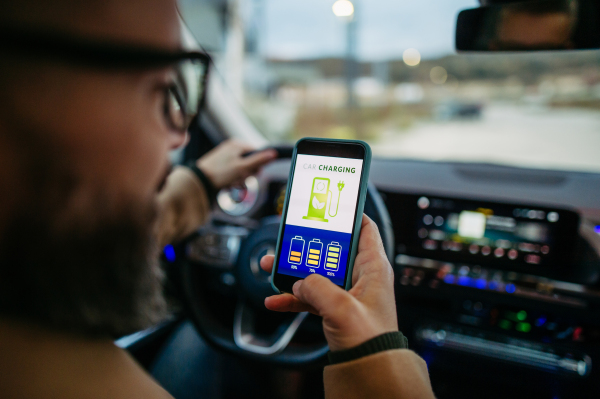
[165, 58, 207, 132]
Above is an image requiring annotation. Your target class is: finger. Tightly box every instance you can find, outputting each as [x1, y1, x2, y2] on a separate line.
[265, 294, 318, 315]
[224, 139, 255, 155]
[352, 215, 394, 287]
[292, 274, 350, 318]
[357, 214, 385, 255]
[240, 149, 277, 171]
[260, 255, 275, 273]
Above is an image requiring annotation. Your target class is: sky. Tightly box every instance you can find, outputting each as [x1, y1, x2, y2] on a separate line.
[259, 0, 478, 61]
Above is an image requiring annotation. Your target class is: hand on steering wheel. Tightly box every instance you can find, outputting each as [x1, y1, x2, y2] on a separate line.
[260, 215, 398, 351]
[197, 140, 277, 189]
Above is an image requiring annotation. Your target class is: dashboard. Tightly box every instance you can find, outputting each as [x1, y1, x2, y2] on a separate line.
[202, 157, 600, 397]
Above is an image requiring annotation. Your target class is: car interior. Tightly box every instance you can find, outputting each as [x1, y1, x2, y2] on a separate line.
[115, 0, 600, 398]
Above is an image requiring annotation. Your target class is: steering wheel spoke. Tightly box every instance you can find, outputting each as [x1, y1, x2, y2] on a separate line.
[233, 301, 308, 356]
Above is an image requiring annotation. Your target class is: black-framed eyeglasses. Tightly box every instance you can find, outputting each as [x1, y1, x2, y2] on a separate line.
[0, 26, 211, 132]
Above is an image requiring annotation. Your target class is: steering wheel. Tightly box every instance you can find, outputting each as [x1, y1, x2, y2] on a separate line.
[179, 163, 394, 367]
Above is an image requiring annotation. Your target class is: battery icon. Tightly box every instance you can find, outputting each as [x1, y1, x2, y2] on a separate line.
[324, 242, 342, 271]
[288, 236, 305, 264]
[306, 239, 323, 268]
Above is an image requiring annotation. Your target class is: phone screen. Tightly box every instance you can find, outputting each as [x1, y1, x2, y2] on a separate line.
[275, 148, 365, 288]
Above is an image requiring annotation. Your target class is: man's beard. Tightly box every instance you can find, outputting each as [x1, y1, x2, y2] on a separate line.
[0, 142, 167, 338]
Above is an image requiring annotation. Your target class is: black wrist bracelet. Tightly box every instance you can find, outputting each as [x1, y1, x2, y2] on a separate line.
[327, 331, 409, 365]
[186, 160, 217, 206]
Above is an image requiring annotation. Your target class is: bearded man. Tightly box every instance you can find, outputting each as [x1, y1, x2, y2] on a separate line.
[0, 1, 435, 398]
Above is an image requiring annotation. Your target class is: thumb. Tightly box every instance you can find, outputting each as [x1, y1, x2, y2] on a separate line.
[293, 274, 349, 318]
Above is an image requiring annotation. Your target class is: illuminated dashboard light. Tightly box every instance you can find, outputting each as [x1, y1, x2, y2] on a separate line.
[573, 327, 583, 341]
[516, 322, 531, 333]
[488, 281, 498, 291]
[499, 319, 512, 330]
[164, 245, 176, 263]
[505, 283, 516, 294]
[595, 225, 600, 234]
[535, 316, 547, 327]
[443, 274, 455, 284]
[475, 278, 487, 289]
[517, 310, 527, 321]
[457, 276, 470, 286]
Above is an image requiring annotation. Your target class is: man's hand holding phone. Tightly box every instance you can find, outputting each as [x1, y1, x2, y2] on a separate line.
[260, 215, 398, 351]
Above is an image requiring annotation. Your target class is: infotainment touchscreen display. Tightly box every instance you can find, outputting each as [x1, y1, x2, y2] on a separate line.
[396, 195, 580, 272]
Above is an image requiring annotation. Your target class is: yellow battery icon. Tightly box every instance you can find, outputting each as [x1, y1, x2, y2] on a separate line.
[306, 239, 323, 268]
[324, 242, 342, 271]
[288, 236, 305, 265]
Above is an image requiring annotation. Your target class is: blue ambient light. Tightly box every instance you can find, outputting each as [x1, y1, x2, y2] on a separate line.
[505, 283, 516, 294]
[164, 245, 176, 263]
[475, 279, 487, 289]
[457, 276, 471, 286]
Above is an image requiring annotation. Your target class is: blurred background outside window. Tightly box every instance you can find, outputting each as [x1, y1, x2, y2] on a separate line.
[180, 0, 600, 173]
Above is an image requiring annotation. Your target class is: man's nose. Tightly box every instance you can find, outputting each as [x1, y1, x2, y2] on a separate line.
[168, 130, 188, 150]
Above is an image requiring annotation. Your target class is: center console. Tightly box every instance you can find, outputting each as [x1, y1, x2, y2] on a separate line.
[383, 191, 600, 395]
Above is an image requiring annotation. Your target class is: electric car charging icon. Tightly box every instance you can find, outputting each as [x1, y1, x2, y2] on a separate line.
[303, 177, 345, 222]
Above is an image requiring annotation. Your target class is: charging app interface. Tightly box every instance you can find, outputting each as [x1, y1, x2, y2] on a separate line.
[277, 154, 363, 286]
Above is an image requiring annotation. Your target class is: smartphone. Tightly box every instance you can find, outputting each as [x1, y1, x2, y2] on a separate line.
[271, 138, 371, 293]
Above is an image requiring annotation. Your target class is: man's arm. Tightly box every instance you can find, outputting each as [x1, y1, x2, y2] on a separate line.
[260, 215, 436, 399]
[324, 349, 434, 399]
[155, 166, 212, 248]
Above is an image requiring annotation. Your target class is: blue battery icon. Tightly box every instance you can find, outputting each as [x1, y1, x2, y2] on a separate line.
[325, 242, 342, 271]
[288, 236, 305, 264]
[306, 239, 323, 268]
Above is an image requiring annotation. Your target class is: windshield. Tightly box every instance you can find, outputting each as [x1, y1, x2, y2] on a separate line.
[180, 0, 600, 173]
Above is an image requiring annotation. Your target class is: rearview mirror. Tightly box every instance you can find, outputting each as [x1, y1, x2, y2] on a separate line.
[456, 0, 600, 51]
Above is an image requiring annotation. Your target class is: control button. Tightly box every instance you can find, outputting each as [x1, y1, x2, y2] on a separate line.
[423, 214, 433, 225]
[469, 244, 479, 254]
[220, 273, 236, 286]
[573, 327, 583, 342]
[218, 249, 230, 259]
[535, 316, 547, 327]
